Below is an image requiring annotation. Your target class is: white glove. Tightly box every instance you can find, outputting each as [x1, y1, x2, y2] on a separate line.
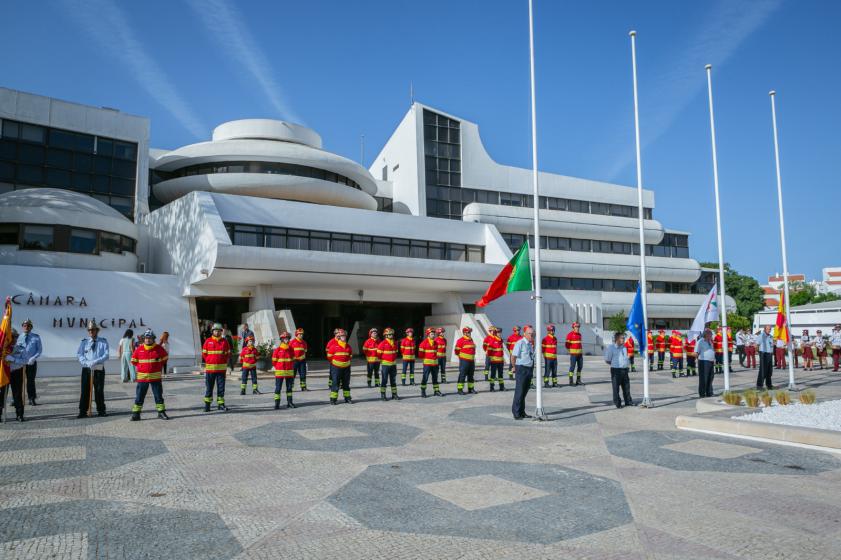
[27, 358, 36, 365]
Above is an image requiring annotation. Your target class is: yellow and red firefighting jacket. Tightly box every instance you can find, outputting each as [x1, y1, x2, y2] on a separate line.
[669, 335, 684, 358]
[131, 343, 167, 382]
[454, 335, 476, 361]
[624, 336, 634, 356]
[647, 332, 655, 355]
[506, 334, 522, 355]
[727, 329, 734, 352]
[290, 337, 308, 361]
[541, 334, 558, 359]
[377, 338, 398, 366]
[363, 337, 380, 363]
[655, 333, 667, 352]
[418, 338, 439, 366]
[272, 343, 294, 378]
[434, 335, 447, 358]
[326, 339, 351, 368]
[202, 336, 230, 373]
[684, 338, 697, 357]
[486, 335, 505, 363]
[240, 345, 258, 369]
[565, 331, 583, 355]
[713, 332, 724, 354]
[400, 336, 416, 361]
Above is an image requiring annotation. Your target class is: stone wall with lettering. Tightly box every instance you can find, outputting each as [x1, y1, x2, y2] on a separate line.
[1, 264, 197, 376]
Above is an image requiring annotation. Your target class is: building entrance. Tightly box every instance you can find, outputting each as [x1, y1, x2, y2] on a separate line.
[274, 299, 432, 358]
[195, 297, 250, 340]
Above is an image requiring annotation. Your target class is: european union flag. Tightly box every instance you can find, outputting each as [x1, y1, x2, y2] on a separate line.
[626, 283, 645, 352]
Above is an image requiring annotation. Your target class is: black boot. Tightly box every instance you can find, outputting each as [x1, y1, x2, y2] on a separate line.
[253, 388, 261, 394]
[330, 398, 337, 405]
[274, 400, 281, 410]
[490, 385, 496, 392]
[544, 382, 550, 388]
[468, 388, 477, 394]
[576, 377, 584, 386]
[499, 385, 505, 392]
[392, 393, 400, 401]
[672, 372, 676, 378]
[217, 403, 228, 411]
[434, 391, 443, 397]
[569, 377, 574, 386]
[367, 380, 372, 388]
[16, 415, 25, 422]
[240, 388, 246, 395]
[203, 403, 211, 412]
[381, 393, 388, 401]
[130, 412, 141, 421]
[158, 411, 170, 420]
[458, 389, 465, 395]
[421, 388, 428, 398]
[344, 396, 353, 404]
[287, 398, 296, 409]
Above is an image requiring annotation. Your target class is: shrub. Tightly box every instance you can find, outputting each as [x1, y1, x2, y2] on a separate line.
[760, 391, 773, 407]
[775, 390, 791, 406]
[798, 390, 817, 405]
[743, 390, 760, 408]
[722, 391, 742, 406]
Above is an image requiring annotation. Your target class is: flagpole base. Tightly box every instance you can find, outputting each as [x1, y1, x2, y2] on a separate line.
[640, 397, 653, 408]
[787, 382, 799, 391]
[533, 407, 548, 421]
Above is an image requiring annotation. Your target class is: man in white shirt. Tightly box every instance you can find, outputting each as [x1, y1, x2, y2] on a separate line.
[831, 324, 841, 372]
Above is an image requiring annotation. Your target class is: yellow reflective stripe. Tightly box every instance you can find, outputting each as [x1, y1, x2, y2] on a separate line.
[134, 358, 162, 364]
[366, 357, 380, 362]
[458, 353, 475, 360]
[205, 364, 227, 371]
[205, 350, 225, 354]
[543, 353, 556, 358]
[331, 360, 351, 367]
[381, 360, 396, 366]
[423, 359, 438, 365]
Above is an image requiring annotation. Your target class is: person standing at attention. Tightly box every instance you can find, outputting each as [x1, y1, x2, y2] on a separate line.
[756, 325, 775, 390]
[511, 325, 536, 420]
[20, 319, 42, 406]
[604, 332, 632, 408]
[696, 329, 716, 398]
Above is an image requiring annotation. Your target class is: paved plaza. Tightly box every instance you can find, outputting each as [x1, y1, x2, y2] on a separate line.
[1, 361, 840, 559]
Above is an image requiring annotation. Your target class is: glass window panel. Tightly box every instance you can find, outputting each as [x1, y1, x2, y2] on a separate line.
[0, 223, 18, 244]
[18, 144, 44, 165]
[423, 140, 438, 156]
[437, 158, 449, 172]
[121, 236, 135, 253]
[351, 235, 372, 254]
[20, 124, 46, 144]
[0, 139, 15, 160]
[0, 161, 13, 181]
[265, 230, 286, 249]
[2, 121, 20, 139]
[448, 243, 466, 261]
[423, 110, 436, 125]
[467, 246, 483, 263]
[48, 130, 76, 150]
[47, 148, 72, 168]
[330, 233, 351, 253]
[94, 155, 111, 174]
[428, 241, 444, 260]
[392, 239, 409, 257]
[448, 128, 460, 143]
[17, 164, 43, 185]
[113, 141, 137, 160]
[424, 124, 437, 140]
[449, 159, 460, 173]
[450, 172, 461, 187]
[437, 114, 448, 126]
[111, 159, 135, 178]
[409, 240, 427, 259]
[69, 172, 91, 190]
[110, 177, 134, 196]
[309, 232, 329, 251]
[46, 168, 71, 187]
[437, 172, 450, 186]
[372, 237, 390, 256]
[92, 174, 110, 193]
[21, 225, 54, 250]
[100, 231, 121, 253]
[96, 138, 114, 157]
[109, 196, 133, 217]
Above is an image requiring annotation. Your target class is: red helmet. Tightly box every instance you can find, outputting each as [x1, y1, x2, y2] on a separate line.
[425, 327, 435, 336]
[384, 327, 395, 335]
[547, 324, 555, 332]
[435, 327, 444, 334]
[405, 328, 414, 334]
[462, 326, 472, 334]
[572, 322, 580, 328]
[279, 331, 290, 340]
[368, 328, 379, 336]
[245, 336, 255, 343]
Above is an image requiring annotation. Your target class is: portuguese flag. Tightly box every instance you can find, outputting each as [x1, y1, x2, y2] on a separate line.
[475, 241, 533, 307]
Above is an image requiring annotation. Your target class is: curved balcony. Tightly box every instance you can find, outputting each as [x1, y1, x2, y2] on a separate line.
[537, 250, 701, 284]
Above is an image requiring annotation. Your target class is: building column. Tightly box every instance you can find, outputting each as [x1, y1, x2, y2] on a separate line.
[243, 285, 278, 343]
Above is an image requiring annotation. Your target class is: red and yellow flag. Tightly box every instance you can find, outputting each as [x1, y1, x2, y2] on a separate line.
[0, 297, 12, 388]
[475, 241, 533, 307]
[773, 292, 789, 344]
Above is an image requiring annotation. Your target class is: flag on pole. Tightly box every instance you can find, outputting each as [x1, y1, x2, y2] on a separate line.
[774, 291, 789, 344]
[626, 283, 646, 351]
[475, 241, 533, 307]
[0, 297, 13, 388]
[689, 285, 719, 338]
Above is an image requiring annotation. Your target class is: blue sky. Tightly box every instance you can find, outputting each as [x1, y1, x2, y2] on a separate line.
[3, 0, 838, 282]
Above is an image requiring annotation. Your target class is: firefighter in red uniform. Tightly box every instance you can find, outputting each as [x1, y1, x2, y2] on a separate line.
[726, 326, 735, 369]
[541, 324, 558, 387]
[400, 328, 416, 385]
[646, 331, 655, 369]
[506, 326, 522, 380]
[482, 329, 494, 381]
[327, 329, 353, 404]
[290, 328, 309, 391]
[202, 323, 230, 412]
[434, 328, 448, 383]
[239, 336, 260, 395]
[566, 322, 584, 386]
[669, 330, 684, 378]
[363, 328, 381, 388]
[130, 329, 169, 421]
[624, 334, 636, 373]
[272, 332, 296, 409]
[377, 328, 400, 400]
[418, 328, 444, 397]
[684, 335, 698, 376]
[454, 327, 477, 395]
[655, 329, 667, 371]
[713, 327, 724, 374]
[486, 326, 506, 391]
[326, 328, 340, 388]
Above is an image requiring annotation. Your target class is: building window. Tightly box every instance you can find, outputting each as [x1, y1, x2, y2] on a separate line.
[374, 196, 393, 212]
[161, 160, 362, 191]
[423, 109, 463, 220]
[21, 225, 54, 251]
[69, 228, 97, 254]
[0, 223, 19, 244]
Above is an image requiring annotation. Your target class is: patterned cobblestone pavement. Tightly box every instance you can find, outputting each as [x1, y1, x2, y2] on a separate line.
[1, 361, 839, 559]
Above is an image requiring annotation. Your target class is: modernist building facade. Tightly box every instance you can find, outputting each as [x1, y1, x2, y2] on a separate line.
[0, 88, 730, 374]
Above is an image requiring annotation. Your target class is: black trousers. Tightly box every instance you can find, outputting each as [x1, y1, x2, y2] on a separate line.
[366, 362, 380, 385]
[80, 368, 106, 415]
[204, 373, 226, 404]
[569, 354, 583, 374]
[240, 367, 258, 388]
[0, 367, 24, 417]
[757, 352, 774, 389]
[737, 346, 746, 367]
[275, 376, 294, 400]
[133, 381, 165, 412]
[610, 367, 631, 406]
[25, 361, 37, 399]
[438, 357, 447, 380]
[698, 360, 715, 398]
[544, 358, 557, 382]
[421, 364, 440, 391]
[329, 365, 351, 399]
[380, 364, 398, 392]
[294, 360, 307, 388]
[512, 365, 533, 418]
[457, 360, 475, 391]
[488, 362, 505, 387]
[402, 360, 415, 382]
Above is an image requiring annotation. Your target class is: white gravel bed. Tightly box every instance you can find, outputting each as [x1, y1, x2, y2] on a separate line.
[735, 400, 841, 432]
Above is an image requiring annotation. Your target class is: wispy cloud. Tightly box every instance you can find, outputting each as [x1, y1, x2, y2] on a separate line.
[186, 0, 302, 124]
[61, 0, 207, 139]
[605, 0, 783, 181]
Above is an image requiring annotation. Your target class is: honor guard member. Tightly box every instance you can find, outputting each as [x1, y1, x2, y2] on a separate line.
[20, 319, 42, 406]
[655, 329, 668, 370]
[434, 328, 448, 383]
[454, 327, 478, 395]
[565, 322, 584, 386]
[735, 328, 747, 368]
[76, 321, 110, 418]
[684, 335, 698, 376]
[290, 328, 309, 390]
[511, 325, 536, 420]
[326, 328, 341, 388]
[541, 324, 558, 387]
[201, 323, 230, 412]
[506, 326, 522, 380]
[377, 328, 400, 400]
[418, 328, 444, 397]
[400, 328, 416, 385]
[624, 333, 636, 373]
[486, 326, 506, 391]
[239, 336, 260, 395]
[726, 326, 735, 368]
[669, 331, 684, 378]
[646, 331, 655, 369]
[815, 329, 827, 369]
[272, 332, 296, 409]
[482, 329, 494, 381]
[363, 328, 381, 387]
[130, 329, 169, 421]
[831, 325, 841, 372]
[1, 330, 28, 422]
[327, 329, 353, 404]
[713, 327, 724, 374]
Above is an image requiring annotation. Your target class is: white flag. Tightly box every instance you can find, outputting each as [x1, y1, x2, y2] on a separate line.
[689, 285, 718, 339]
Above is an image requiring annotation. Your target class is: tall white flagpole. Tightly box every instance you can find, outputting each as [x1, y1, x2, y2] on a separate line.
[705, 65, 731, 392]
[629, 31, 652, 408]
[769, 90, 796, 389]
[528, 0, 545, 420]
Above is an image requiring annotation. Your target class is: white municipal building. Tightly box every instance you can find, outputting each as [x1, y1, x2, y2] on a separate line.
[0, 87, 729, 375]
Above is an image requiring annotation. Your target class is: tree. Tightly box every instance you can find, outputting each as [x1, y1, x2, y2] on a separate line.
[606, 311, 627, 333]
[786, 281, 840, 307]
[698, 262, 764, 317]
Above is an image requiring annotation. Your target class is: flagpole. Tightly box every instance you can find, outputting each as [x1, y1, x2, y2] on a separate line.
[527, 0, 545, 420]
[705, 65, 731, 392]
[769, 91, 796, 389]
[629, 31, 651, 408]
